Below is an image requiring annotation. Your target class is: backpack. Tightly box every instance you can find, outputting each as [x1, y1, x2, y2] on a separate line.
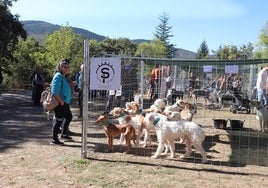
[40, 87, 59, 111]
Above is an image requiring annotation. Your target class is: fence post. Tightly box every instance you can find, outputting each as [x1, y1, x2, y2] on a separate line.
[81, 40, 89, 159]
[140, 60, 145, 109]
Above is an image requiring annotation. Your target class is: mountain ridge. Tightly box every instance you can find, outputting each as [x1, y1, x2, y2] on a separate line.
[21, 20, 196, 58]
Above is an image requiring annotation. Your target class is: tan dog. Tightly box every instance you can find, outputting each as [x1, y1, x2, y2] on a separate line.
[180, 103, 195, 121]
[125, 101, 141, 114]
[110, 107, 151, 147]
[95, 114, 136, 153]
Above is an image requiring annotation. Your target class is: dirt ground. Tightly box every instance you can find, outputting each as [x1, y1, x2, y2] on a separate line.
[0, 90, 268, 188]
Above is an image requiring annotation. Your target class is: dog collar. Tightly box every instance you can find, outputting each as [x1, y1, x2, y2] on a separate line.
[97, 119, 110, 126]
[136, 109, 143, 114]
[118, 111, 127, 117]
[153, 117, 160, 126]
[188, 110, 194, 115]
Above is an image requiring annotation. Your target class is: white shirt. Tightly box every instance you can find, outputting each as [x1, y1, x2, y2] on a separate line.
[256, 68, 268, 89]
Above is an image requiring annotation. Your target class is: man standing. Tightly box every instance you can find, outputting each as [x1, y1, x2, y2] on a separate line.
[256, 66, 268, 106]
[32, 67, 46, 106]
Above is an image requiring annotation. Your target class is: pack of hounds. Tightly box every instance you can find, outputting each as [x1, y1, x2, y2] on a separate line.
[95, 98, 207, 163]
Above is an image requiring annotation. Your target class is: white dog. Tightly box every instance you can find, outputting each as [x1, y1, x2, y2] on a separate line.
[144, 98, 167, 113]
[251, 100, 268, 132]
[145, 113, 207, 163]
[163, 99, 184, 115]
[165, 111, 182, 121]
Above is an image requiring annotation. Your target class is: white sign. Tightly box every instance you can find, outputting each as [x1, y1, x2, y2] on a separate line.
[203, 65, 212, 73]
[90, 58, 121, 90]
[225, 65, 238, 74]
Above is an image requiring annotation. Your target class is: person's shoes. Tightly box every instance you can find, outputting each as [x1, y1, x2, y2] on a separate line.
[50, 139, 64, 145]
[60, 135, 72, 139]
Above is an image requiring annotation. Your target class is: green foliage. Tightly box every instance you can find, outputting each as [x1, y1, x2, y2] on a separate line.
[0, 1, 27, 78]
[0, 0, 17, 7]
[135, 39, 167, 58]
[89, 39, 102, 56]
[215, 43, 253, 60]
[254, 21, 268, 58]
[154, 12, 176, 58]
[44, 26, 84, 78]
[197, 40, 209, 59]
[3, 37, 42, 86]
[240, 43, 253, 59]
[96, 37, 137, 56]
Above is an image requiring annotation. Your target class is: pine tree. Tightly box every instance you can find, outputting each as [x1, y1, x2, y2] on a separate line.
[154, 12, 176, 58]
[197, 40, 209, 59]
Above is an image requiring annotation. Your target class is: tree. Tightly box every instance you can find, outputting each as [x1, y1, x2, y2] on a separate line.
[135, 39, 167, 58]
[154, 12, 176, 58]
[99, 37, 137, 56]
[44, 26, 84, 77]
[114, 38, 137, 56]
[216, 45, 239, 60]
[197, 40, 209, 59]
[9, 37, 44, 86]
[216, 44, 253, 60]
[0, 0, 27, 83]
[239, 43, 253, 59]
[89, 39, 102, 57]
[254, 21, 268, 58]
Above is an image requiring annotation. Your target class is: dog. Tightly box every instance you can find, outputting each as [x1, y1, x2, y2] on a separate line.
[166, 89, 184, 105]
[40, 87, 52, 120]
[251, 100, 268, 132]
[109, 107, 151, 147]
[180, 103, 196, 121]
[95, 114, 136, 153]
[192, 89, 210, 102]
[202, 92, 220, 109]
[165, 111, 182, 121]
[145, 113, 207, 163]
[125, 101, 141, 114]
[144, 98, 167, 113]
[163, 99, 184, 115]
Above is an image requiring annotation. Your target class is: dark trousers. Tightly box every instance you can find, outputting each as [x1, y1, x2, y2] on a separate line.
[105, 95, 121, 113]
[105, 95, 115, 113]
[78, 90, 83, 116]
[52, 103, 73, 140]
[33, 84, 43, 105]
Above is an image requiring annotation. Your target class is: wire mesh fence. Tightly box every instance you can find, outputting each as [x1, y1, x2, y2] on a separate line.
[85, 56, 268, 167]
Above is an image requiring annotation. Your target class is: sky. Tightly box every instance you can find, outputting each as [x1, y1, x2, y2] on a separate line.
[10, 0, 268, 53]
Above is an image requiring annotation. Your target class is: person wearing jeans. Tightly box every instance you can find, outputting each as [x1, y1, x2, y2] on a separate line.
[256, 66, 268, 106]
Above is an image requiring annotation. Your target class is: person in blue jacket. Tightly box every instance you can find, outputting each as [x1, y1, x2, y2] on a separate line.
[50, 58, 73, 145]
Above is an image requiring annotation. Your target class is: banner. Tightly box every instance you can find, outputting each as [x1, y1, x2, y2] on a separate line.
[203, 65, 212, 73]
[90, 58, 121, 90]
[225, 65, 238, 74]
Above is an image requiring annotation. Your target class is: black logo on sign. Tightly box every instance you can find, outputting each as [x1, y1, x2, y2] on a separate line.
[96, 62, 115, 84]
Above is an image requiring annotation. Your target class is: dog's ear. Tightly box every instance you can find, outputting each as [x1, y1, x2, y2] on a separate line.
[125, 115, 132, 123]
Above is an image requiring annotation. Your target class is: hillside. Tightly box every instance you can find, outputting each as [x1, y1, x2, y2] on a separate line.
[21, 20, 106, 42]
[21, 20, 196, 58]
